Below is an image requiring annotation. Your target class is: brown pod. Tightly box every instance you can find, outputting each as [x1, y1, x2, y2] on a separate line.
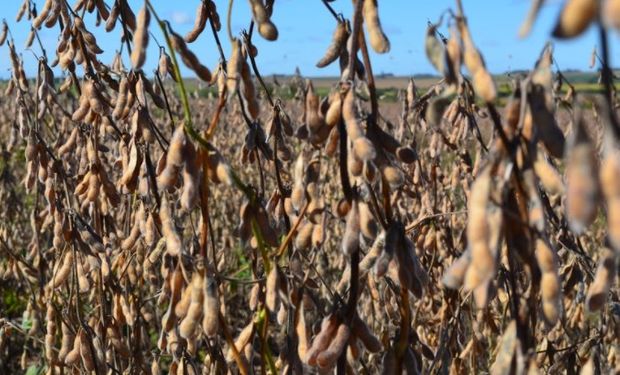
[0, 21, 6, 46]
[552, 0, 598, 39]
[472, 68, 497, 103]
[363, 0, 390, 53]
[442, 251, 471, 290]
[315, 323, 351, 368]
[463, 165, 494, 291]
[359, 202, 377, 239]
[382, 165, 404, 188]
[32, 0, 52, 29]
[52, 251, 74, 288]
[58, 321, 74, 362]
[240, 60, 259, 120]
[353, 316, 382, 353]
[64, 332, 81, 365]
[265, 266, 280, 311]
[160, 195, 182, 257]
[227, 39, 242, 96]
[305, 314, 338, 366]
[606, 0, 620, 30]
[528, 85, 565, 158]
[535, 238, 562, 325]
[227, 322, 254, 361]
[317, 21, 349, 68]
[586, 247, 617, 312]
[600, 150, 620, 251]
[79, 330, 96, 371]
[295, 221, 314, 251]
[185, 1, 209, 42]
[352, 137, 376, 162]
[325, 126, 340, 157]
[258, 20, 278, 41]
[130, 4, 150, 69]
[175, 284, 192, 319]
[295, 299, 309, 360]
[179, 272, 205, 339]
[202, 276, 219, 337]
[565, 111, 599, 234]
[534, 152, 564, 196]
[305, 81, 325, 133]
[325, 94, 342, 128]
[171, 30, 212, 81]
[342, 200, 360, 254]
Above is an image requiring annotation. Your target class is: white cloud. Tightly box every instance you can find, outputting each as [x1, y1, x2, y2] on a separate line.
[170, 11, 192, 25]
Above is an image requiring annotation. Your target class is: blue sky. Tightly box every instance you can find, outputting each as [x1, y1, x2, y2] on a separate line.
[1, 0, 618, 78]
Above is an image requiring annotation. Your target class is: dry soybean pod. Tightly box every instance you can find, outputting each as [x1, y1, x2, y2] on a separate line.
[316, 20, 349, 68]
[130, 2, 150, 69]
[185, 1, 209, 43]
[363, 0, 390, 53]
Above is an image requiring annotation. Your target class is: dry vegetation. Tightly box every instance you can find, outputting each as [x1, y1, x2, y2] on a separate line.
[0, 0, 619, 374]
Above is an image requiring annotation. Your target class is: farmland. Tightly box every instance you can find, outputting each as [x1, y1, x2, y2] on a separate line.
[0, 0, 619, 374]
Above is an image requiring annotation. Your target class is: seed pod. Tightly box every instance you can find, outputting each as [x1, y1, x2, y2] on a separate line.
[258, 20, 278, 41]
[58, 320, 74, 362]
[528, 85, 565, 158]
[472, 68, 497, 103]
[606, 0, 620, 30]
[295, 297, 309, 359]
[202, 276, 219, 337]
[565, 111, 599, 234]
[442, 251, 471, 289]
[353, 316, 382, 353]
[64, 332, 81, 365]
[363, 0, 390, 53]
[52, 251, 74, 288]
[175, 283, 192, 320]
[586, 247, 617, 312]
[185, 1, 209, 43]
[119, 139, 143, 190]
[353, 137, 376, 161]
[317, 21, 348, 68]
[0, 21, 8, 46]
[180, 143, 200, 211]
[552, 0, 598, 39]
[160, 195, 182, 257]
[342, 200, 360, 254]
[80, 329, 99, 371]
[112, 75, 128, 119]
[240, 60, 259, 120]
[294, 221, 314, 251]
[168, 125, 187, 167]
[305, 314, 338, 366]
[535, 238, 562, 325]
[107, 324, 129, 358]
[72, 94, 91, 122]
[266, 266, 280, 311]
[179, 272, 205, 339]
[382, 165, 404, 188]
[130, 3, 150, 69]
[464, 165, 494, 291]
[600, 150, 620, 251]
[170, 30, 212, 81]
[316, 323, 350, 368]
[534, 152, 564, 196]
[227, 322, 254, 362]
[44, 305, 56, 363]
[223, 40, 242, 99]
[425, 22, 447, 75]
